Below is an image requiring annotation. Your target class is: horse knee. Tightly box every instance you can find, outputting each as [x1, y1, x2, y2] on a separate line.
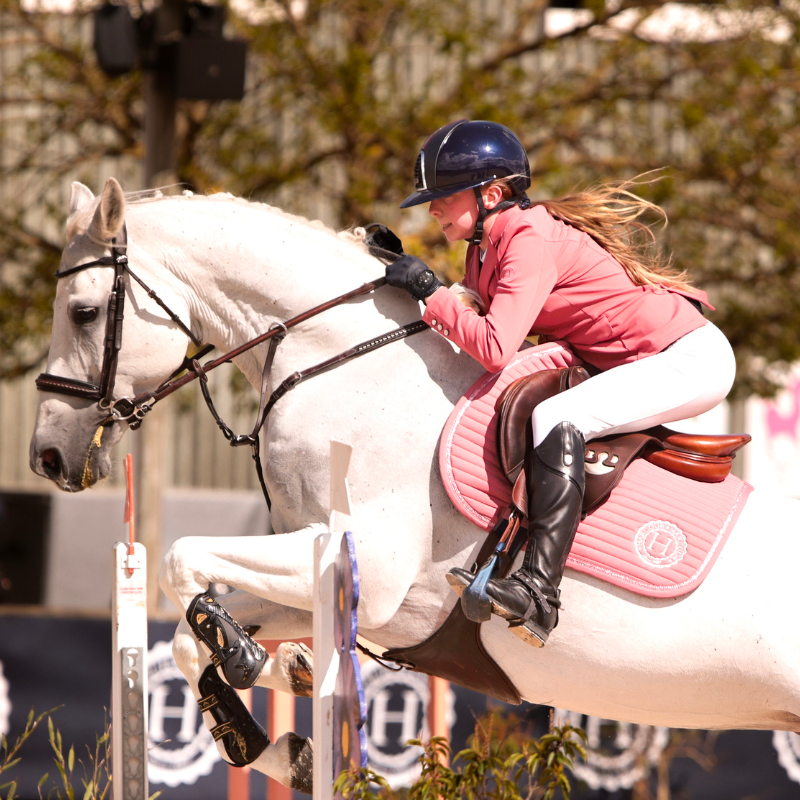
[160, 536, 206, 604]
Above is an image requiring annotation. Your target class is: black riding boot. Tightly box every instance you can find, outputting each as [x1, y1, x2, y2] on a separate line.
[485, 421, 585, 646]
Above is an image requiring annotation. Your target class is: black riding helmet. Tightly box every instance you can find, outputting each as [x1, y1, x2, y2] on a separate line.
[400, 120, 532, 245]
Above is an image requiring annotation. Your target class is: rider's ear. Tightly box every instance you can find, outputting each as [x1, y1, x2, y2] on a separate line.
[87, 177, 126, 243]
[481, 184, 505, 211]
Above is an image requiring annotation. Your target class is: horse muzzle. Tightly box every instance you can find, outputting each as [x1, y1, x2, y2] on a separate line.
[29, 420, 115, 491]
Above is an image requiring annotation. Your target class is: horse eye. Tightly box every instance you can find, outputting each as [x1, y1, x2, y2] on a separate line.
[71, 307, 99, 325]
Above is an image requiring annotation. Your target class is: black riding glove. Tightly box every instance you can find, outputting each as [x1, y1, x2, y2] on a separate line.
[385, 254, 444, 302]
[364, 223, 404, 257]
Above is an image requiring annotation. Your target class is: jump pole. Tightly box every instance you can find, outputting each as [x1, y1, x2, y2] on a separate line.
[112, 453, 149, 800]
[313, 440, 353, 800]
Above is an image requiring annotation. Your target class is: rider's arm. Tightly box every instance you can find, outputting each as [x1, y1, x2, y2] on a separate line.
[422, 224, 557, 372]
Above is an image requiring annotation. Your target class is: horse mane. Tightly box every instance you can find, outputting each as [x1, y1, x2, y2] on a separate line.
[123, 188, 368, 249]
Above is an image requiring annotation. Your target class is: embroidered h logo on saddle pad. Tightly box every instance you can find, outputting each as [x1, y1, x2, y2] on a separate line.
[439, 343, 753, 598]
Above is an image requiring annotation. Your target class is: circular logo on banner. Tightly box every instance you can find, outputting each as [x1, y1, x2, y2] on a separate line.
[147, 640, 221, 787]
[773, 731, 800, 784]
[553, 709, 669, 791]
[0, 661, 10, 736]
[634, 521, 687, 568]
[361, 661, 430, 788]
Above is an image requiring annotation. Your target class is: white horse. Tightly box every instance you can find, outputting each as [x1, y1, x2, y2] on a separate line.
[29, 178, 800, 792]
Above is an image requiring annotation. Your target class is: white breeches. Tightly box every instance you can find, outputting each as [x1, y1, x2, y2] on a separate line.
[533, 322, 736, 446]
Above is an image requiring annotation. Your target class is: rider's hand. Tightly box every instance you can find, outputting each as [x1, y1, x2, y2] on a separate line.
[385, 254, 444, 302]
[364, 223, 404, 257]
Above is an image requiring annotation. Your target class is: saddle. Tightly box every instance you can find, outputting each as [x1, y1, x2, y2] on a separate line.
[497, 366, 751, 517]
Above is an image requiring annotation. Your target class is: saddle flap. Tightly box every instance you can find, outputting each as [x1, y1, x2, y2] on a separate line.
[496, 367, 590, 485]
[582, 432, 663, 514]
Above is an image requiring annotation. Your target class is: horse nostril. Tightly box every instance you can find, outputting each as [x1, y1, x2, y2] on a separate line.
[41, 448, 63, 479]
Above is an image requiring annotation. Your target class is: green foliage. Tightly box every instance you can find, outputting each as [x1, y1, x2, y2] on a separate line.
[334, 711, 587, 800]
[0, 707, 56, 799]
[0, 707, 160, 800]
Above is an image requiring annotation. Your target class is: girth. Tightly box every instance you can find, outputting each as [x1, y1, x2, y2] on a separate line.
[495, 367, 751, 517]
[381, 520, 522, 704]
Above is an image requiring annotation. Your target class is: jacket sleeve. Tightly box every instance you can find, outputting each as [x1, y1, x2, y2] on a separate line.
[422, 224, 558, 372]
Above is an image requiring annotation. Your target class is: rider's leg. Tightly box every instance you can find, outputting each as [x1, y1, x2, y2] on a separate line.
[532, 322, 736, 446]
[483, 421, 585, 647]
[452, 322, 736, 646]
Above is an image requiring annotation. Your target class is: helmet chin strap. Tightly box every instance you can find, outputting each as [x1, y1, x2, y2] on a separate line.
[468, 187, 486, 246]
[468, 188, 532, 246]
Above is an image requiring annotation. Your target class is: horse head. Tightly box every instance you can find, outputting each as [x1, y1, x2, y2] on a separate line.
[30, 178, 195, 491]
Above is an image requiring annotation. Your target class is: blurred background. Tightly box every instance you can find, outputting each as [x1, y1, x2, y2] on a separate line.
[3, 0, 800, 796]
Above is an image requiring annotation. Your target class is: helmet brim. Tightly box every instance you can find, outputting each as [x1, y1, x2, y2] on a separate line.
[399, 177, 495, 209]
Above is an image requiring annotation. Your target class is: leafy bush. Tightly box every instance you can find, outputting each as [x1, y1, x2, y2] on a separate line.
[0, 708, 159, 800]
[335, 710, 587, 800]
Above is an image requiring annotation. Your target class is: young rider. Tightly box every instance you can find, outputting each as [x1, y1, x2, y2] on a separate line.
[386, 119, 736, 648]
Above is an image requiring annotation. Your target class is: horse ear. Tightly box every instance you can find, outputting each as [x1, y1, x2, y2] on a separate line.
[69, 182, 95, 216]
[87, 177, 126, 242]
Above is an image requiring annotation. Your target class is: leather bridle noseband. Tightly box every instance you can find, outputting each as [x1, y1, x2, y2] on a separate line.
[35, 225, 425, 506]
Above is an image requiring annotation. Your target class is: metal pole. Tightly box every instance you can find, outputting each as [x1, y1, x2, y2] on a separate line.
[136, 0, 183, 613]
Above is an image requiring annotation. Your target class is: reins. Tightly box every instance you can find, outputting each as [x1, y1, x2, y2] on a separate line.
[37, 232, 426, 508]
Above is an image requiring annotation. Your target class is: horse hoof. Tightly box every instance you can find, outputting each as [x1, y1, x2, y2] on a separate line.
[277, 641, 314, 697]
[286, 732, 313, 794]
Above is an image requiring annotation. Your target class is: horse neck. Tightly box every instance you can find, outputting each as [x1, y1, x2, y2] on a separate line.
[126, 196, 387, 385]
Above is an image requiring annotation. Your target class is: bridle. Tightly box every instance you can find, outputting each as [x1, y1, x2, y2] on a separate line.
[35, 224, 210, 425]
[35, 224, 426, 506]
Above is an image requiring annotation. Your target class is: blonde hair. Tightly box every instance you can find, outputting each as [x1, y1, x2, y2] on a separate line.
[493, 175, 695, 293]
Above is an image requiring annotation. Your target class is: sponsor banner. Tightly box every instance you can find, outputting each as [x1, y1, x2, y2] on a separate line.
[146, 640, 221, 787]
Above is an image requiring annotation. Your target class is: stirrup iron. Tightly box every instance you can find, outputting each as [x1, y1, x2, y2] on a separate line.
[461, 514, 522, 624]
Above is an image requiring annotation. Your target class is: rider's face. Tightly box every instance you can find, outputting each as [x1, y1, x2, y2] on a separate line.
[428, 190, 479, 243]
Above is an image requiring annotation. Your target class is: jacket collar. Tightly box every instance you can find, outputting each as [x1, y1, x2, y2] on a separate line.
[485, 204, 525, 250]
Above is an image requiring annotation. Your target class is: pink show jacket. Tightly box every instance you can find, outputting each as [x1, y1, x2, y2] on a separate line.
[422, 204, 710, 372]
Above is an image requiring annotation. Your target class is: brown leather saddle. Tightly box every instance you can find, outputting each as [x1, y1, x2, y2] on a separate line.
[496, 366, 750, 517]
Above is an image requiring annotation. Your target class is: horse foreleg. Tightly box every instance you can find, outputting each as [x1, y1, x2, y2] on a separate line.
[170, 592, 313, 698]
[161, 532, 317, 696]
[160, 527, 326, 610]
[161, 533, 320, 792]
[171, 625, 313, 792]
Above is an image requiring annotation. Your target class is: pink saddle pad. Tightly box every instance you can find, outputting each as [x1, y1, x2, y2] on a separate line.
[439, 343, 753, 598]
